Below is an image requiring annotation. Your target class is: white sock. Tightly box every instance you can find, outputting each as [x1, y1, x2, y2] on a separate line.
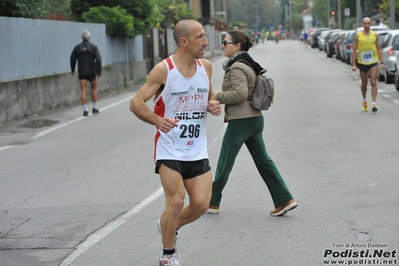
[372, 102, 376, 105]
[93, 102, 97, 109]
[83, 104, 88, 112]
[363, 99, 367, 103]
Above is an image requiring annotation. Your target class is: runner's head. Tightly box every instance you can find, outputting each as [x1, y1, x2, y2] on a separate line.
[362, 17, 371, 32]
[173, 19, 209, 58]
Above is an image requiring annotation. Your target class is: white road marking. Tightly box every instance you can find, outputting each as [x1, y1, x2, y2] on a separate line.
[60, 187, 164, 266]
[0, 146, 12, 151]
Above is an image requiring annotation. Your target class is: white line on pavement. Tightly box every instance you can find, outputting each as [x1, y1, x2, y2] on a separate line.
[32, 97, 134, 141]
[60, 187, 164, 266]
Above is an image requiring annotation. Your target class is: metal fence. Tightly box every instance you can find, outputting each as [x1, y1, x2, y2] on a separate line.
[0, 17, 144, 83]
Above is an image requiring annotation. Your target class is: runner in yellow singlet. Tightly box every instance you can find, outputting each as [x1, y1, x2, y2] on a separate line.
[351, 17, 385, 112]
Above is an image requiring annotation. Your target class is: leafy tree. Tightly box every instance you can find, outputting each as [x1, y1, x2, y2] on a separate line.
[362, 0, 383, 15]
[227, 0, 277, 32]
[0, 0, 50, 18]
[379, 0, 399, 24]
[70, 0, 155, 35]
[82, 6, 135, 38]
[154, 0, 194, 30]
[0, 0, 71, 20]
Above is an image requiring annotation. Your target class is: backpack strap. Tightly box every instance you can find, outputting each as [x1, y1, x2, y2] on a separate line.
[236, 59, 268, 101]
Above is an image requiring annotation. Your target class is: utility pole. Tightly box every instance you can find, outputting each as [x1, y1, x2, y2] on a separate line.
[338, 0, 341, 29]
[254, 5, 259, 33]
[390, 0, 396, 29]
[328, 0, 330, 27]
[356, 0, 361, 27]
[289, 0, 292, 33]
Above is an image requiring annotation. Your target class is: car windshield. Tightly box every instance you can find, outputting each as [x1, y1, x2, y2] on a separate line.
[356, 25, 389, 32]
[320, 31, 329, 38]
[377, 33, 388, 45]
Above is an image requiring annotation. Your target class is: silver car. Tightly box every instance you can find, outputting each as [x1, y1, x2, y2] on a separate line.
[318, 30, 330, 51]
[378, 29, 399, 83]
[394, 48, 399, 91]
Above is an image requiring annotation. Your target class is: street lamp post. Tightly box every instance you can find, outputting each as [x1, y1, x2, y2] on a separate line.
[254, 5, 259, 33]
[390, 0, 395, 29]
[338, 0, 341, 29]
[289, 0, 292, 33]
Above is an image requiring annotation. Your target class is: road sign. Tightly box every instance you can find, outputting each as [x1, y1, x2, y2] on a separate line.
[344, 8, 350, 16]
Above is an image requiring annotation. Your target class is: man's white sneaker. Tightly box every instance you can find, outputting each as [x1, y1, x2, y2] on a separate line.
[159, 254, 182, 266]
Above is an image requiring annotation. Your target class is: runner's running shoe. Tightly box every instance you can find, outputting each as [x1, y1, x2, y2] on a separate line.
[362, 102, 368, 112]
[371, 103, 378, 112]
[159, 254, 182, 266]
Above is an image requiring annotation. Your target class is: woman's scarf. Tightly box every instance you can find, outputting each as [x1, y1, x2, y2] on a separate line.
[222, 51, 263, 75]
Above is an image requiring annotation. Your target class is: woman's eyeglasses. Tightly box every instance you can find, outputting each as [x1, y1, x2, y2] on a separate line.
[223, 40, 235, 46]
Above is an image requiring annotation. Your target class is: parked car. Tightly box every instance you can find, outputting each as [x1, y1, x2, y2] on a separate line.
[356, 25, 390, 32]
[378, 29, 399, 83]
[394, 52, 399, 90]
[326, 31, 342, 58]
[375, 29, 390, 46]
[324, 30, 342, 54]
[340, 30, 356, 65]
[307, 28, 316, 45]
[334, 31, 347, 61]
[318, 30, 330, 51]
[310, 27, 330, 48]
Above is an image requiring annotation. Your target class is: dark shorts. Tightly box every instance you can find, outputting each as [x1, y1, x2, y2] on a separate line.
[356, 62, 377, 73]
[155, 159, 211, 180]
[79, 74, 96, 81]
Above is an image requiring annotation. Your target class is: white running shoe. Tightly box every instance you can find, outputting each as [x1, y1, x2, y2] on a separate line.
[159, 254, 182, 266]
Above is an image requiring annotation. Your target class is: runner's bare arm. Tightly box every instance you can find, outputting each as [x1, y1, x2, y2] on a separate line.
[351, 34, 359, 68]
[130, 62, 167, 126]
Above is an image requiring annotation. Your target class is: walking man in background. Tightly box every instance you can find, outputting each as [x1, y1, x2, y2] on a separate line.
[70, 29, 102, 116]
[351, 17, 385, 112]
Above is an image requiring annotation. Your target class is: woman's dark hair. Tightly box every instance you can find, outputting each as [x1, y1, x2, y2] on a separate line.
[228, 29, 254, 51]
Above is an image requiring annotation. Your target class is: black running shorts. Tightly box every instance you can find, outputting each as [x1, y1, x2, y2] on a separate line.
[155, 159, 211, 180]
[356, 62, 377, 73]
[79, 74, 96, 81]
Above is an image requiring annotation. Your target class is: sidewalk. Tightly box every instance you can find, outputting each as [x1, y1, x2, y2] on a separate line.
[0, 51, 224, 148]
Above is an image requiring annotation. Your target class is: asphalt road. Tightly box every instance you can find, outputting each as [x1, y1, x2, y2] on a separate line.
[1, 40, 398, 266]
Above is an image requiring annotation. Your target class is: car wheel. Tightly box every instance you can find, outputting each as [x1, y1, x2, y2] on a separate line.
[385, 71, 394, 84]
[395, 67, 399, 91]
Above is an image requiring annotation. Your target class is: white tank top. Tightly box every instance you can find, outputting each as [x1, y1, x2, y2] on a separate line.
[153, 56, 209, 162]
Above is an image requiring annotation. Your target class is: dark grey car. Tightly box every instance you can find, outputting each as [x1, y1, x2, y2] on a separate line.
[326, 31, 343, 58]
